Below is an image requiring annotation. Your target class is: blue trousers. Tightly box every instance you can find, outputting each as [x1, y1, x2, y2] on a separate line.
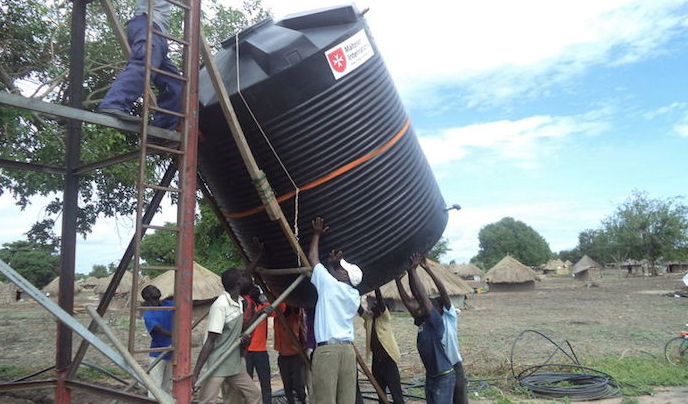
[100, 15, 182, 130]
[425, 371, 455, 404]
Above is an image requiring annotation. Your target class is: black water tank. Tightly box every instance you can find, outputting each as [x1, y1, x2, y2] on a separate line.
[197, 4, 447, 306]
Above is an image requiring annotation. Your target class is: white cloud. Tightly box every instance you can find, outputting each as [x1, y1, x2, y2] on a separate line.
[245, 0, 688, 107]
[675, 122, 688, 136]
[418, 110, 609, 167]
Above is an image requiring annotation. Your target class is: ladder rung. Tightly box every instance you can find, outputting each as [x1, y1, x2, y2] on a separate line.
[164, 0, 191, 11]
[140, 265, 178, 272]
[150, 67, 188, 82]
[138, 305, 176, 311]
[146, 142, 185, 154]
[149, 105, 186, 118]
[134, 347, 174, 354]
[142, 224, 180, 231]
[152, 29, 189, 46]
[144, 183, 180, 193]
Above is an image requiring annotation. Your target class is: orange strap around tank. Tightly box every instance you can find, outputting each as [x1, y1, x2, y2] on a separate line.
[224, 117, 412, 219]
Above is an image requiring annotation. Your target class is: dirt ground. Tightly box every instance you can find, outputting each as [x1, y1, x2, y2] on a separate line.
[1, 270, 687, 403]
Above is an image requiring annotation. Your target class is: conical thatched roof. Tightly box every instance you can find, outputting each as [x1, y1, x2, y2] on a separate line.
[564, 260, 573, 267]
[42, 277, 83, 295]
[543, 259, 565, 271]
[139, 262, 223, 302]
[450, 263, 483, 278]
[94, 271, 134, 294]
[484, 256, 540, 284]
[378, 259, 474, 300]
[82, 276, 101, 288]
[572, 255, 603, 274]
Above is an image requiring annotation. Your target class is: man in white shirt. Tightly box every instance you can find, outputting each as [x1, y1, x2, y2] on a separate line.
[308, 217, 362, 404]
[193, 268, 262, 404]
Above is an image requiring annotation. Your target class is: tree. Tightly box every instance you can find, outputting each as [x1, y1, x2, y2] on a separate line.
[138, 199, 241, 276]
[602, 191, 688, 271]
[471, 217, 552, 269]
[0, 240, 60, 288]
[0, 0, 269, 245]
[89, 264, 112, 278]
[427, 237, 451, 263]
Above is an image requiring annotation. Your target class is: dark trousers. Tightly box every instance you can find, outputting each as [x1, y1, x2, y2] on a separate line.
[246, 350, 272, 404]
[453, 362, 468, 404]
[425, 371, 455, 404]
[372, 357, 405, 403]
[99, 15, 182, 130]
[278, 354, 306, 404]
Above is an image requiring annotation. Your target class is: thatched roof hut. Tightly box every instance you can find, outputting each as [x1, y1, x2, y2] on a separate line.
[94, 271, 134, 295]
[484, 255, 540, 292]
[375, 260, 474, 311]
[572, 255, 603, 281]
[81, 276, 101, 290]
[139, 262, 223, 302]
[450, 263, 483, 281]
[542, 259, 565, 275]
[42, 277, 83, 296]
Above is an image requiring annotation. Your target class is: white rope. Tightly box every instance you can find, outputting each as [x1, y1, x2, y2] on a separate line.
[234, 34, 301, 253]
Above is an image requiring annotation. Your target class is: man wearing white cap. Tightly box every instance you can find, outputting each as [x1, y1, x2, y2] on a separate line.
[308, 217, 362, 404]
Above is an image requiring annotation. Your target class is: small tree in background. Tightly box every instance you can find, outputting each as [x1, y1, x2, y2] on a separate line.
[427, 237, 451, 263]
[471, 217, 552, 269]
[0, 240, 59, 288]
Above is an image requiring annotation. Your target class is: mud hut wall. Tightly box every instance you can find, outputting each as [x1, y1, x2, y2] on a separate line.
[487, 281, 535, 292]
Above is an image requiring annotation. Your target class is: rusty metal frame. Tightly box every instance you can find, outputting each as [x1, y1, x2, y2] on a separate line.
[0, 0, 200, 403]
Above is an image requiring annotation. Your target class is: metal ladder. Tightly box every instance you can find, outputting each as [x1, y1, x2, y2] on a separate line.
[127, 0, 200, 373]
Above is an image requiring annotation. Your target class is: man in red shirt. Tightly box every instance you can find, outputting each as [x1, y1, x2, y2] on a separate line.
[275, 303, 307, 404]
[243, 285, 274, 404]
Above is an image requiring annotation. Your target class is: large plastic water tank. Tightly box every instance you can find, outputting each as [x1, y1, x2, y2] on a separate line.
[197, 4, 447, 306]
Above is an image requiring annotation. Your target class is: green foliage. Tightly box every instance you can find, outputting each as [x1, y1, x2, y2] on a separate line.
[0, 240, 59, 288]
[560, 191, 688, 268]
[0, 364, 25, 380]
[139, 221, 178, 276]
[602, 191, 688, 264]
[139, 199, 241, 276]
[194, 199, 242, 273]
[89, 264, 113, 278]
[427, 237, 451, 263]
[592, 355, 688, 396]
[471, 217, 552, 269]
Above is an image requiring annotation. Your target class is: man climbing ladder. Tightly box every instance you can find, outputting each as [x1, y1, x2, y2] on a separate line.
[98, 0, 182, 131]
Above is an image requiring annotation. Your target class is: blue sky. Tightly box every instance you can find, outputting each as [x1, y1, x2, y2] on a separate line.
[1, 0, 687, 272]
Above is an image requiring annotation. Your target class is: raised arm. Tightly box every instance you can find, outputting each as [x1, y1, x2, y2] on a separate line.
[408, 253, 433, 321]
[308, 217, 328, 266]
[395, 275, 420, 317]
[420, 258, 451, 310]
[374, 288, 386, 312]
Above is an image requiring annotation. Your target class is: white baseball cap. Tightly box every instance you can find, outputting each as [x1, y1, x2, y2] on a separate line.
[340, 259, 363, 287]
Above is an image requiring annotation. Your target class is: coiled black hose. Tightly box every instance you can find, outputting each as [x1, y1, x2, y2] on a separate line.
[510, 329, 621, 401]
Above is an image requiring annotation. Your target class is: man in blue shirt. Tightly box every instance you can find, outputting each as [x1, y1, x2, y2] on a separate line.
[422, 262, 469, 404]
[141, 285, 174, 397]
[308, 217, 362, 404]
[396, 254, 455, 404]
